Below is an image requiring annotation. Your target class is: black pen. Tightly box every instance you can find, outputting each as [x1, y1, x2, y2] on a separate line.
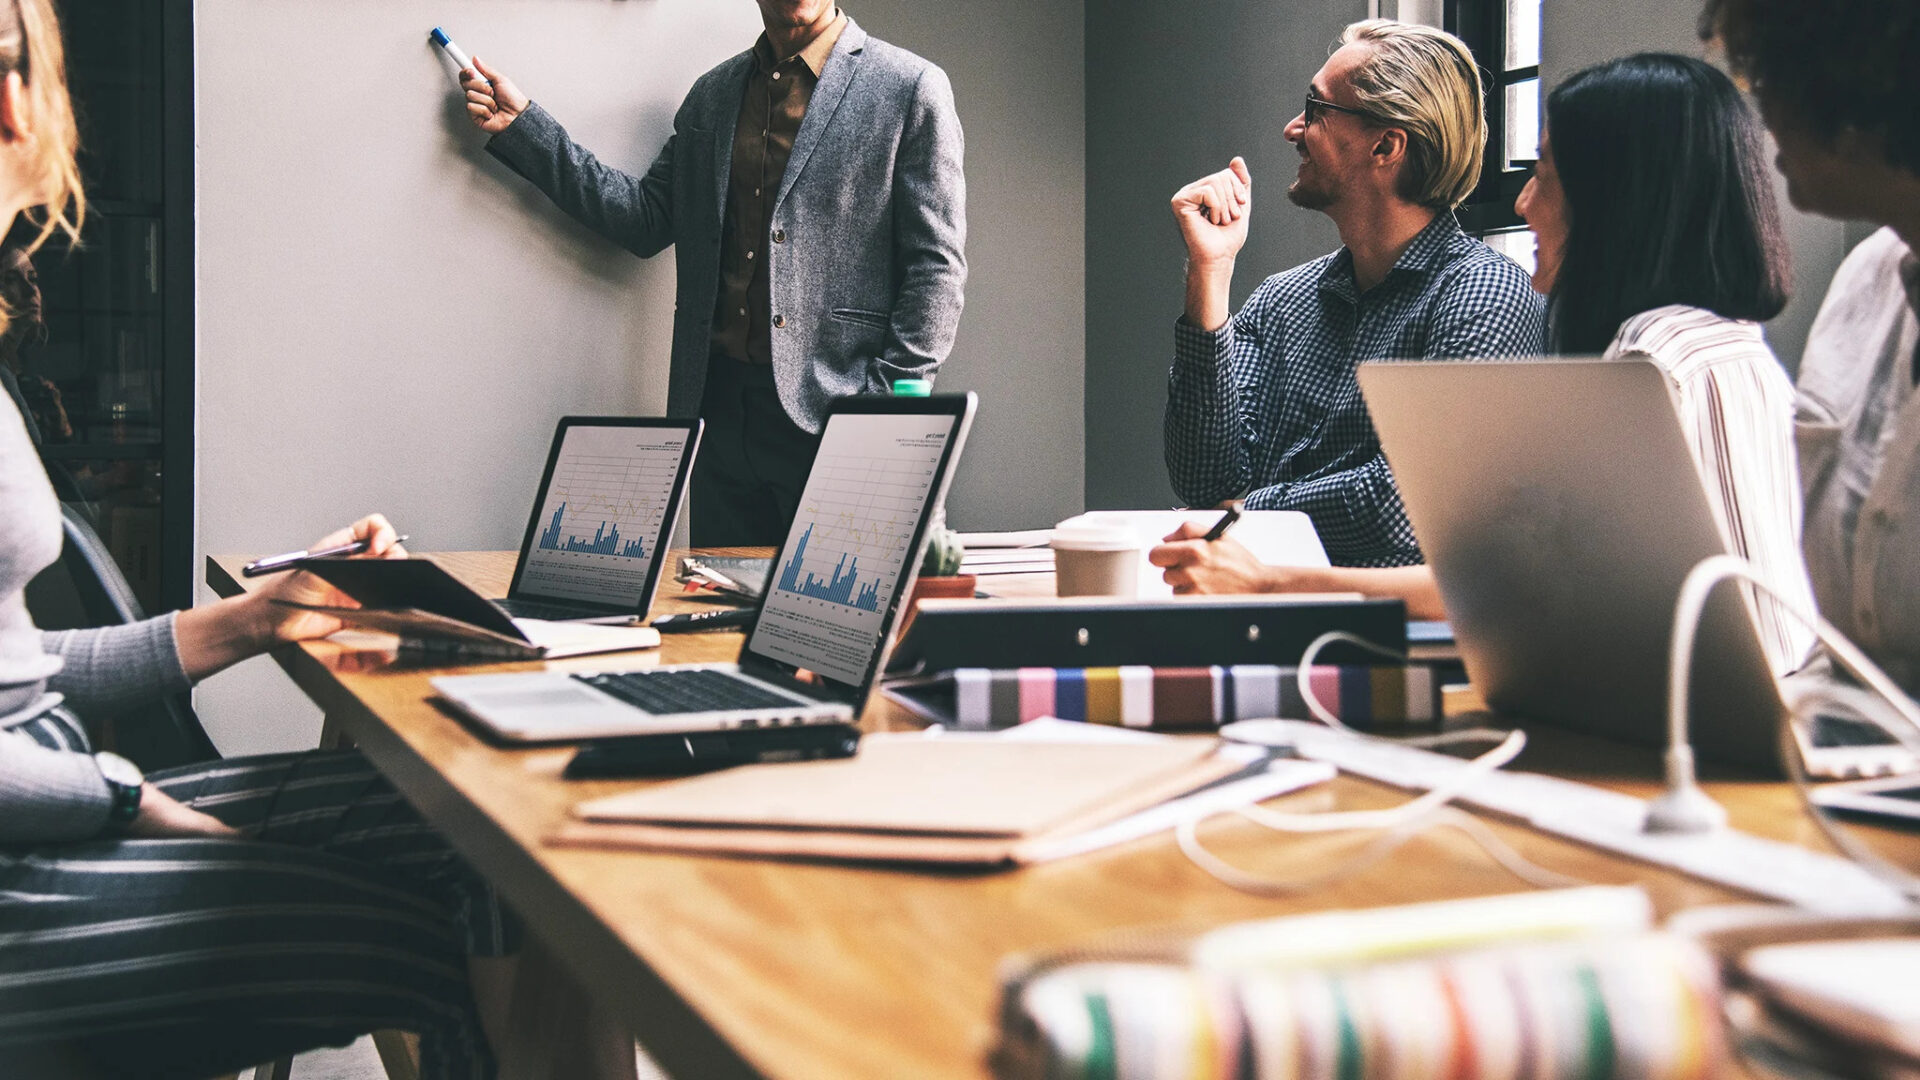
[1200, 506, 1241, 542]
[242, 534, 410, 577]
[651, 607, 758, 633]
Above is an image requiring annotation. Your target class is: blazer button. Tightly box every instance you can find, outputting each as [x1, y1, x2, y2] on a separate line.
[773, 314, 787, 329]
[773, 229, 787, 244]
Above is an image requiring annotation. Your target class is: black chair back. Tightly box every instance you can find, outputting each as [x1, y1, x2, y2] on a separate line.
[23, 504, 219, 768]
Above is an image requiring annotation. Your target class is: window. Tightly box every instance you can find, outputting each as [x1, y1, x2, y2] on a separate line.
[1448, 0, 1541, 234]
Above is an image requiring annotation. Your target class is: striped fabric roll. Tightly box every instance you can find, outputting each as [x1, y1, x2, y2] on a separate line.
[949, 665, 1439, 732]
[994, 934, 1725, 1080]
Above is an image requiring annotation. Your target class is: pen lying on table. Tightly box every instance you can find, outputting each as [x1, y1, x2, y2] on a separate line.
[651, 607, 758, 633]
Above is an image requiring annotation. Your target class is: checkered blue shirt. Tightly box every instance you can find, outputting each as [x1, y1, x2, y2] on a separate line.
[1164, 213, 1546, 567]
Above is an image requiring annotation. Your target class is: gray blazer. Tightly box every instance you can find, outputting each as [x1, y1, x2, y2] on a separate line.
[488, 18, 966, 433]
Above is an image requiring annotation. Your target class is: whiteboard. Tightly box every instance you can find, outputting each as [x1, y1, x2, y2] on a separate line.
[197, 0, 765, 560]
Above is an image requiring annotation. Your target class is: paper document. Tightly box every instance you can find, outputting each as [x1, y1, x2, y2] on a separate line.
[511, 619, 661, 658]
[958, 529, 1053, 548]
[960, 549, 1055, 576]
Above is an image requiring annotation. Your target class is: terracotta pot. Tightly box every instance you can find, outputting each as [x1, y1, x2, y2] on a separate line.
[897, 574, 977, 641]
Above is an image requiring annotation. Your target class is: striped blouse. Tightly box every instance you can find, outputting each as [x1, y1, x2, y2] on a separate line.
[1603, 305, 1817, 674]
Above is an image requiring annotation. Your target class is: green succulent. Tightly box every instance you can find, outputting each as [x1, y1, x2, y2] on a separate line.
[920, 523, 965, 577]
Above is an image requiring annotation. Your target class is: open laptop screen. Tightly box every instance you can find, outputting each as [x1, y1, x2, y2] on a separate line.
[509, 418, 699, 612]
[745, 405, 966, 690]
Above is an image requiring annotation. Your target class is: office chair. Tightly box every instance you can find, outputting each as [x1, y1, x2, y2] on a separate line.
[26, 505, 421, 1080]
[26, 503, 222, 767]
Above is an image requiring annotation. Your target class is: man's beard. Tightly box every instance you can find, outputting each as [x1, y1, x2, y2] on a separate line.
[1287, 176, 1335, 210]
[1285, 154, 1336, 210]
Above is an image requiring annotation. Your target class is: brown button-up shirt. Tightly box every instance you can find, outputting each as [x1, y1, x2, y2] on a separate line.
[711, 13, 846, 366]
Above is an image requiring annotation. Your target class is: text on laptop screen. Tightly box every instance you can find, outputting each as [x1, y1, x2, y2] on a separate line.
[747, 412, 955, 686]
[518, 424, 691, 607]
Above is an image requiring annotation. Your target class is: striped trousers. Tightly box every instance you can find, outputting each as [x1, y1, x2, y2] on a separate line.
[0, 709, 516, 1080]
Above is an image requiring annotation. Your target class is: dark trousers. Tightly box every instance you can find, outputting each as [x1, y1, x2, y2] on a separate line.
[692, 354, 820, 547]
[1, 710, 511, 1080]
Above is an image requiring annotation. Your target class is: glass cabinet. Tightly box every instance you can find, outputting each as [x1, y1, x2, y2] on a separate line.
[14, 0, 192, 613]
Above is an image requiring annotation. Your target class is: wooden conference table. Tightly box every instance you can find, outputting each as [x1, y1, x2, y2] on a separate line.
[207, 550, 1917, 1080]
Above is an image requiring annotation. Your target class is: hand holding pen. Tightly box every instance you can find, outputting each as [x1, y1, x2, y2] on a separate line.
[1147, 505, 1273, 595]
[244, 533, 411, 577]
[1197, 504, 1241, 542]
[215, 515, 412, 658]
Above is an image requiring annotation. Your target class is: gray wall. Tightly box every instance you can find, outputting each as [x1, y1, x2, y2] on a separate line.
[1541, 0, 1849, 372]
[852, 0, 1086, 532]
[1085, 0, 1363, 510]
[193, 0, 1085, 753]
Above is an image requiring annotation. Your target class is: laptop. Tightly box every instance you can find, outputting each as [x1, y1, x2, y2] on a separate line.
[432, 393, 977, 741]
[495, 416, 702, 623]
[1355, 357, 1787, 772]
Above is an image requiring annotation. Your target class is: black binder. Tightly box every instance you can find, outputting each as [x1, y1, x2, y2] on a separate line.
[884, 596, 1407, 675]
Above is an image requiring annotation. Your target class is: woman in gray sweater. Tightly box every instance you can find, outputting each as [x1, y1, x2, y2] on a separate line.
[0, 3, 622, 1077]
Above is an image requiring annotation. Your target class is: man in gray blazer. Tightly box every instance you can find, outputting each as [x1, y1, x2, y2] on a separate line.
[463, 3, 966, 544]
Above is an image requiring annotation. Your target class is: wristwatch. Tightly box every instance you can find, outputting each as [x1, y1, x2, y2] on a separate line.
[94, 751, 144, 828]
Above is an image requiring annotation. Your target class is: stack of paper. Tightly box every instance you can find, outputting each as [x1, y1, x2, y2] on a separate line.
[960, 548, 1055, 576]
[957, 529, 1053, 549]
[957, 529, 1055, 576]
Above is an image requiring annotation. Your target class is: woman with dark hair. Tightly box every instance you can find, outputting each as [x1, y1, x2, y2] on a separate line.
[1532, 53, 1789, 354]
[1151, 52, 1817, 674]
[1702, 0, 1920, 694]
[0, 2, 633, 1077]
[1521, 53, 1813, 670]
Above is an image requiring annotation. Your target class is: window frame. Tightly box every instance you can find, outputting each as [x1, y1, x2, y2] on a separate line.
[1447, 0, 1538, 234]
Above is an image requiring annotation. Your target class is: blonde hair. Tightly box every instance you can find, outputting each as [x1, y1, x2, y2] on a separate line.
[1338, 19, 1486, 209]
[0, 0, 83, 339]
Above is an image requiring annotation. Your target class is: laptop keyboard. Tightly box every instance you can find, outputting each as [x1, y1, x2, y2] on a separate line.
[495, 597, 614, 622]
[574, 670, 806, 715]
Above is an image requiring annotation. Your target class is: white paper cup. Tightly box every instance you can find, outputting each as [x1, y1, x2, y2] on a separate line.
[1051, 523, 1142, 598]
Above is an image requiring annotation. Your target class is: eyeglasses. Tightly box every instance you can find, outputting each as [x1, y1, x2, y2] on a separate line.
[1303, 93, 1381, 126]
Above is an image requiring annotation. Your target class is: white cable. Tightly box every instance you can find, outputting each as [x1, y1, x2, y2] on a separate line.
[1665, 555, 1920, 901]
[1176, 805, 1587, 896]
[1232, 728, 1526, 832]
[1295, 631, 1508, 748]
[1668, 556, 1920, 766]
[1184, 629, 1583, 895]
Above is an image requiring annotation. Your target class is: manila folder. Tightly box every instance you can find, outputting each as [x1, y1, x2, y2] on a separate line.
[555, 733, 1242, 867]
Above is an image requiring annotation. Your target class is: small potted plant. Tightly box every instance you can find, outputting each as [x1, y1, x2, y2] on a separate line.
[901, 516, 974, 635]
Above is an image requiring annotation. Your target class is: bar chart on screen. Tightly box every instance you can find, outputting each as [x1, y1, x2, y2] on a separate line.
[749, 414, 955, 684]
[518, 425, 691, 604]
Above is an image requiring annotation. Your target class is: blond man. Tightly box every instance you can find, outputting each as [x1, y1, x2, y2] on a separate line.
[1164, 20, 1544, 567]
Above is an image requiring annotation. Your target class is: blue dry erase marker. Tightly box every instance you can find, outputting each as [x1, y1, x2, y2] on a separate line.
[429, 26, 488, 86]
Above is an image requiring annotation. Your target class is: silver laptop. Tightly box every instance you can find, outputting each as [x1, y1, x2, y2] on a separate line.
[432, 393, 977, 742]
[494, 416, 702, 623]
[1356, 357, 1786, 771]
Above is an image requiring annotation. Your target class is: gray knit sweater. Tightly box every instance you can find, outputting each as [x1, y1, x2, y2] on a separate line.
[1, 391, 190, 843]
